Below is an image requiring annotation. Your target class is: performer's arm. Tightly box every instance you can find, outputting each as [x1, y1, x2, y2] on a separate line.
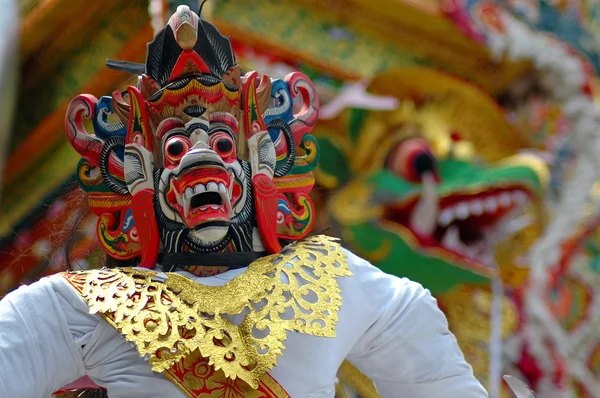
[346, 253, 488, 397]
[0, 276, 89, 397]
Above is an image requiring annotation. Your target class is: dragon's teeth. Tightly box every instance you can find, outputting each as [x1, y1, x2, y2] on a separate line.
[484, 197, 498, 213]
[439, 209, 454, 227]
[455, 203, 469, 220]
[513, 190, 528, 204]
[498, 192, 512, 207]
[436, 190, 530, 228]
[441, 225, 461, 249]
[470, 199, 484, 216]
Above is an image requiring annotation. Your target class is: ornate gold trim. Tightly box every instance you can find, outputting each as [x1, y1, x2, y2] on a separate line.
[164, 349, 290, 398]
[62, 235, 350, 389]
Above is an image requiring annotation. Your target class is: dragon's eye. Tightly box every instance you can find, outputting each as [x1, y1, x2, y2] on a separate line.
[387, 138, 439, 183]
[165, 136, 191, 165]
[209, 133, 235, 159]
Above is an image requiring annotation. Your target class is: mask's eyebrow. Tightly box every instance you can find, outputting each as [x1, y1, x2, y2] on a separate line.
[156, 118, 187, 141]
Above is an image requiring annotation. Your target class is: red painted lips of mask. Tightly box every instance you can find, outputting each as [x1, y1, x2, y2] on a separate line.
[166, 166, 241, 228]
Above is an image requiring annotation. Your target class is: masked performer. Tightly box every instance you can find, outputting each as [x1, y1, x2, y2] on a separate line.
[0, 6, 487, 398]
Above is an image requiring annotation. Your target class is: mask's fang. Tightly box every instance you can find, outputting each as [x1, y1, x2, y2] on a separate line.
[183, 198, 191, 218]
[228, 171, 235, 198]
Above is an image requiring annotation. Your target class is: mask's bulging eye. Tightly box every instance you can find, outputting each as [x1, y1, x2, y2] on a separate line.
[168, 140, 185, 157]
[216, 137, 233, 155]
[387, 138, 439, 183]
[210, 133, 235, 159]
[165, 136, 191, 165]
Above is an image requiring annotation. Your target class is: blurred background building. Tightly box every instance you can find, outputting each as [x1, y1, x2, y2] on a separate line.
[3, 0, 600, 397]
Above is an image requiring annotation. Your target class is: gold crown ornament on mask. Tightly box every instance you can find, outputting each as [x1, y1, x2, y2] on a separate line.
[65, 5, 320, 270]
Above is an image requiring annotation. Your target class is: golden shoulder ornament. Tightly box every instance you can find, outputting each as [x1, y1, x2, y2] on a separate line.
[62, 235, 351, 388]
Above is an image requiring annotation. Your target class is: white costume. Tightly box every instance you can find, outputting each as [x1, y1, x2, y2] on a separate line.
[0, 249, 486, 397]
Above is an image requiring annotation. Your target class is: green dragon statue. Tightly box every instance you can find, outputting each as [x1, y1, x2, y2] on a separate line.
[315, 68, 549, 397]
[315, 68, 548, 294]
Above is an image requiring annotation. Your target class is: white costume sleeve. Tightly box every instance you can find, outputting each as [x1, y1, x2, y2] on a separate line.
[0, 276, 88, 397]
[345, 252, 488, 397]
[0, 275, 184, 398]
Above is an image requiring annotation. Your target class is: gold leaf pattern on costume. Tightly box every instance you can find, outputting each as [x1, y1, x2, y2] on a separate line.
[61, 235, 350, 389]
[164, 349, 290, 398]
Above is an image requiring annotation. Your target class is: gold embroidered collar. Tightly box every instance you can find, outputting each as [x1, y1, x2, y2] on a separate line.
[62, 235, 351, 388]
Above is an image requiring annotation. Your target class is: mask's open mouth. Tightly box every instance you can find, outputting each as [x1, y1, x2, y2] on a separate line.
[182, 184, 227, 213]
[167, 165, 236, 228]
[190, 190, 223, 209]
[382, 186, 533, 270]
